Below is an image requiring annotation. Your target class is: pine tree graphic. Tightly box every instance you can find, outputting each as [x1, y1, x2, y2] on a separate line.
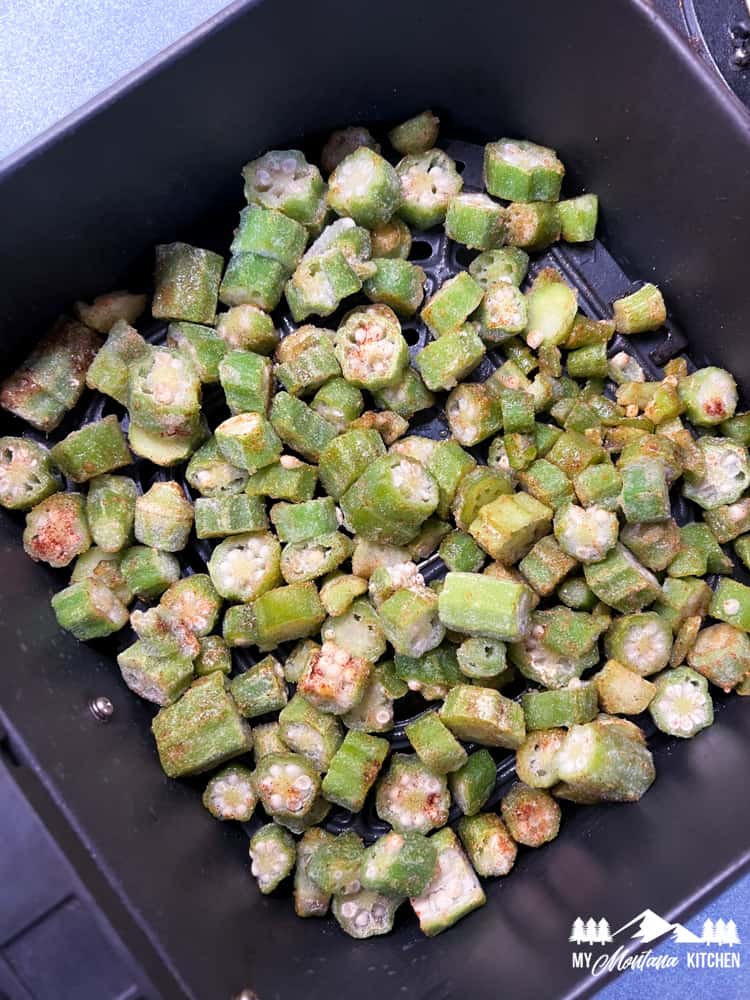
[724, 920, 740, 946]
[702, 918, 715, 944]
[714, 919, 727, 945]
[585, 918, 598, 944]
[569, 918, 586, 944]
[597, 918, 613, 944]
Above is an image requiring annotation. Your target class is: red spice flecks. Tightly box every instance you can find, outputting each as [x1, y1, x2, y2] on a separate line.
[704, 399, 726, 419]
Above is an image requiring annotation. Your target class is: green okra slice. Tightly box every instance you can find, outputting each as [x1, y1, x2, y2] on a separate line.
[669, 614, 702, 668]
[249, 824, 296, 894]
[85, 320, 150, 404]
[388, 110, 439, 155]
[278, 693, 343, 772]
[321, 598, 386, 661]
[439, 530, 485, 574]
[275, 325, 340, 398]
[195, 635, 231, 676]
[594, 660, 655, 715]
[378, 585, 444, 658]
[524, 278, 578, 351]
[370, 217, 412, 259]
[558, 193, 598, 242]
[583, 544, 661, 614]
[117, 639, 194, 706]
[129, 605, 200, 660]
[682, 436, 750, 510]
[708, 578, 750, 632]
[421, 272, 484, 338]
[245, 455, 317, 503]
[538, 606, 603, 661]
[134, 482, 193, 552]
[231, 656, 288, 718]
[50, 416, 131, 484]
[440, 684, 525, 749]
[202, 764, 257, 822]
[361, 830, 436, 899]
[612, 283, 666, 334]
[285, 249, 362, 323]
[321, 125, 380, 175]
[216, 304, 279, 354]
[483, 138, 564, 202]
[501, 782, 561, 847]
[341, 665, 395, 733]
[321, 731, 390, 812]
[362, 258, 425, 317]
[351, 539, 411, 579]
[269, 392, 338, 464]
[230, 203, 307, 271]
[446, 383, 504, 447]
[218, 349, 272, 415]
[445, 192, 506, 250]
[127, 347, 201, 438]
[437, 572, 532, 643]
[24, 492, 91, 567]
[311, 377, 365, 432]
[243, 149, 326, 229]
[185, 438, 247, 498]
[515, 728, 566, 789]
[553, 502, 618, 564]
[297, 640, 372, 716]
[74, 289, 147, 333]
[508, 617, 598, 690]
[214, 412, 282, 474]
[320, 573, 368, 618]
[375, 753, 450, 834]
[86, 475, 137, 553]
[332, 889, 402, 940]
[128, 419, 208, 469]
[307, 830, 365, 896]
[448, 749, 496, 816]
[458, 813, 517, 877]
[318, 428, 385, 500]
[518, 459, 575, 512]
[703, 497, 750, 543]
[269, 497, 337, 544]
[152, 242, 222, 324]
[522, 680, 598, 730]
[469, 247, 530, 289]
[280, 532, 353, 584]
[456, 637, 507, 679]
[0, 436, 61, 511]
[51, 578, 129, 641]
[573, 463, 622, 512]
[469, 492, 553, 565]
[505, 202, 561, 251]
[335, 304, 409, 391]
[151, 672, 252, 778]
[674, 522, 732, 576]
[557, 575, 597, 611]
[619, 457, 670, 524]
[396, 149, 462, 230]
[736, 534, 750, 571]
[414, 325, 485, 392]
[546, 429, 607, 479]
[567, 342, 608, 380]
[720, 410, 750, 445]
[284, 638, 322, 683]
[507, 337, 540, 375]
[0, 317, 101, 432]
[275, 794, 332, 836]
[328, 147, 402, 229]
[474, 282, 527, 343]
[166, 322, 227, 384]
[677, 366, 737, 427]
[295, 827, 335, 918]
[160, 574, 221, 637]
[394, 645, 462, 701]
[340, 453, 438, 546]
[405, 711, 467, 774]
[554, 721, 655, 803]
[619, 518, 682, 572]
[565, 314, 615, 349]
[238, 581, 326, 650]
[451, 465, 512, 531]
[207, 531, 281, 602]
[687, 623, 750, 692]
[70, 547, 132, 605]
[253, 751, 321, 822]
[654, 576, 712, 631]
[519, 535, 576, 597]
[410, 828, 486, 937]
[120, 545, 180, 600]
[648, 667, 713, 738]
[220, 252, 288, 311]
[194, 493, 268, 539]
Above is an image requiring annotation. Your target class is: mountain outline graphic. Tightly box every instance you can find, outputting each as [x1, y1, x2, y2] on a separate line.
[570, 909, 741, 947]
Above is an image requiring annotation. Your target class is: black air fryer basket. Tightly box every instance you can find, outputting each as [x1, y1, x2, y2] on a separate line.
[1, 2, 750, 998]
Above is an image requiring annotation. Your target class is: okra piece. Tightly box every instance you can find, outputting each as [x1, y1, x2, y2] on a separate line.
[328, 147, 402, 229]
[129, 418, 207, 469]
[556, 192, 598, 242]
[73, 289, 146, 333]
[676, 366, 737, 427]
[619, 456, 670, 524]
[703, 497, 750, 543]
[583, 544, 661, 614]
[396, 148, 462, 229]
[469, 247, 530, 289]
[285, 249, 362, 322]
[372, 367, 434, 421]
[85, 320, 150, 404]
[594, 660, 656, 715]
[522, 680, 598, 730]
[566, 341, 608, 380]
[166, 321, 227, 384]
[269, 392, 337, 464]
[195, 635, 231, 676]
[557, 575, 597, 611]
[519, 535, 577, 597]
[448, 749, 496, 816]
[297, 640, 372, 716]
[469, 492, 553, 565]
[186, 437, 248, 498]
[134, 482, 193, 552]
[546, 429, 606, 479]
[216, 304, 279, 354]
[207, 531, 281, 602]
[735, 534, 750, 571]
[214, 413, 282, 474]
[294, 827, 335, 918]
[474, 282, 527, 343]
[275, 326, 340, 399]
[341, 665, 395, 733]
[501, 782, 561, 847]
[321, 598, 387, 661]
[394, 644, 462, 700]
[415, 326, 486, 392]
[307, 830, 365, 897]
[276, 794, 331, 836]
[349, 409, 408, 445]
[709, 578, 750, 632]
[654, 576, 712, 632]
[278, 693, 343, 772]
[360, 830, 436, 899]
[370, 217, 412, 260]
[245, 455, 317, 503]
[452, 466, 513, 531]
[301, 218, 374, 278]
[457, 813, 516, 879]
[242, 149, 326, 229]
[319, 573, 368, 618]
[573, 463, 622, 512]
[160, 574, 221, 637]
[553, 502, 618, 564]
[440, 684, 526, 749]
[368, 560, 423, 610]
[682, 436, 750, 509]
[484, 138, 564, 202]
[283, 639, 320, 684]
[445, 192, 506, 250]
[439, 530, 485, 574]
[129, 605, 200, 660]
[219, 252, 286, 310]
[524, 279, 578, 350]
[421, 272, 484, 338]
[23, 492, 91, 568]
[456, 637, 508, 680]
[378, 585, 445, 658]
[51, 578, 129, 641]
[539, 606, 604, 661]
[375, 753, 450, 834]
[70, 547, 132, 605]
[231, 656, 288, 718]
[335, 303, 409, 390]
[669, 614, 702, 668]
[515, 728, 566, 789]
[120, 545, 180, 600]
[151, 672, 252, 778]
[505, 202, 561, 251]
[127, 347, 201, 438]
[605, 613, 676, 680]
[321, 730, 390, 812]
[405, 711, 467, 775]
[269, 497, 337, 544]
[0, 436, 60, 511]
[438, 572, 532, 643]
[248, 824, 296, 894]
[230, 203, 307, 272]
[508, 615, 599, 690]
[388, 110, 439, 155]
[612, 283, 666, 334]
[687, 623, 750, 692]
[310, 377, 364, 432]
[85, 475, 137, 553]
[446, 382, 504, 447]
[619, 518, 682, 572]
[518, 459, 574, 512]
[321, 125, 380, 175]
[281, 531, 353, 584]
[333, 889, 401, 940]
[194, 493, 268, 539]
[340, 453, 438, 546]
[675, 522, 732, 576]
[218, 349, 272, 414]
[253, 750, 321, 822]
[648, 667, 714, 738]
[410, 827, 486, 937]
[362, 258, 425, 317]
[117, 638, 194, 705]
[152, 242, 222, 324]
[50, 416, 131, 485]
[202, 764, 257, 822]
[554, 721, 656, 802]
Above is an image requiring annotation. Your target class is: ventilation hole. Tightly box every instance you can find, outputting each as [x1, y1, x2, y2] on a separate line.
[454, 245, 475, 267]
[409, 240, 433, 261]
[403, 327, 421, 346]
[454, 159, 466, 174]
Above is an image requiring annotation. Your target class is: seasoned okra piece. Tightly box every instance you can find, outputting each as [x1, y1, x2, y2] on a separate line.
[0, 436, 60, 511]
[718, 407, 750, 446]
[310, 377, 364, 433]
[618, 518, 681, 573]
[280, 640, 318, 686]
[372, 367, 434, 421]
[410, 827, 486, 937]
[269, 497, 337, 543]
[553, 502, 618, 564]
[703, 498, 750, 543]
[557, 575, 597, 611]
[134, 482, 192, 552]
[333, 889, 401, 939]
[420, 440, 474, 520]
[51, 577, 128, 642]
[564, 314, 615, 350]
[501, 782, 561, 847]
[166, 321, 226, 384]
[278, 693, 343, 771]
[573, 463, 622, 512]
[405, 711, 467, 774]
[369, 218, 412, 261]
[307, 830, 365, 897]
[23, 492, 91, 567]
[245, 455, 317, 503]
[456, 637, 508, 681]
[281, 531, 353, 584]
[231, 656, 288, 719]
[682, 436, 750, 510]
[648, 667, 713, 738]
[603, 611, 672, 677]
[378, 585, 445, 658]
[296, 639, 372, 716]
[445, 192, 506, 250]
[294, 827, 335, 917]
[593, 660, 655, 715]
[152, 242, 222, 323]
[216, 304, 278, 354]
[518, 459, 574, 511]
[524, 278, 578, 350]
[85, 475, 136, 553]
[515, 728, 566, 789]
[328, 147, 401, 229]
[186, 437, 247, 498]
[208, 531, 281, 602]
[74, 289, 146, 333]
[388, 110, 439, 155]
[84, 320, 149, 404]
[341, 664, 395, 733]
[351, 539, 411, 579]
[340, 453, 438, 546]
[392, 642, 459, 699]
[129, 604, 199, 660]
[368, 559, 423, 609]
[253, 750, 321, 823]
[274, 326, 340, 399]
[669, 614, 702, 668]
[538, 606, 604, 661]
[117, 638, 193, 705]
[269, 392, 337, 464]
[457, 814, 516, 879]
[448, 750, 496, 816]
[619, 457, 670, 524]
[451, 466, 512, 532]
[556, 193, 598, 242]
[508, 614, 599, 690]
[474, 282, 527, 343]
[376, 753, 450, 834]
[546, 429, 606, 479]
[484, 138, 564, 202]
[242, 148, 326, 228]
[414, 325, 485, 392]
[127, 347, 201, 438]
[218, 349, 272, 415]
[195, 634, 232, 676]
[554, 721, 655, 802]
[349, 409, 408, 445]
[285, 250, 361, 322]
[445, 383, 503, 447]
[248, 824, 296, 894]
[654, 576, 712, 632]
[159, 573, 221, 637]
[421, 272, 484, 338]
[469, 249, 528, 290]
[319, 573, 368, 618]
[120, 545, 180, 600]
[214, 413, 281, 475]
[687, 623, 750, 692]
[361, 830, 436, 899]
[194, 493, 267, 539]
[202, 764, 257, 822]
[612, 283, 666, 334]
[70, 547, 132, 605]
[735, 534, 750, 571]
[675, 522, 732, 575]
[522, 680, 598, 730]
[230, 203, 306, 272]
[49, 416, 130, 484]
[505, 424, 537, 472]
[566, 341, 608, 380]
[438, 572, 532, 644]
[440, 684, 525, 749]
[321, 597, 387, 662]
[128, 420, 203, 477]
[677, 366, 737, 427]
[439, 530, 485, 574]
[583, 544, 661, 614]
[362, 259, 425, 317]
[396, 149, 462, 229]
[321, 730, 390, 812]
[0, 317, 101, 432]
[709, 578, 750, 632]
[335, 303, 409, 390]
[469, 492, 553, 565]
[518, 535, 576, 597]
[505, 202, 561, 251]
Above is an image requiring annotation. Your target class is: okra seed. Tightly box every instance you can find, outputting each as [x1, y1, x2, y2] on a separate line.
[724, 599, 740, 616]
[355, 911, 370, 928]
[269, 793, 284, 809]
[341, 901, 357, 918]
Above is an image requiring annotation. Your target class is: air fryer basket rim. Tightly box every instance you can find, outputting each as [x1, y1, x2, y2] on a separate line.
[1, 2, 750, 999]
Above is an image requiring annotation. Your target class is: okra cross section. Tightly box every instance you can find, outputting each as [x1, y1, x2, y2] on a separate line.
[361, 831, 437, 898]
[297, 640, 372, 716]
[437, 572, 532, 643]
[321, 731, 389, 812]
[409, 828, 486, 937]
[248, 824, 296, 894]
[253, 751, 321, 822]
[440, 684, 526, 749]
[202, 764, 257, 822]
[0, 436, 61, 511]
[375, 753, 450, 834]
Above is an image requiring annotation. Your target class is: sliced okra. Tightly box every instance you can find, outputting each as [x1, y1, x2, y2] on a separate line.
[619, 518, 682, 572]
[388, 110, 439, 155]
[448, 749, 496, 816]
[372, 367, 434, 421]
[278, 693, 342, 772]
[242, 149, 326, 229]
[458, 813, 517, 877]
[438, 572, 532, 643]
[405, 711, 467, 774]
[195, 635, 231, 676]
[202, 764, 257, 822]
[368, 560, 423, 609]
[518, 535, 576, 597]
[573, 463, 622, 512]
[501, 782, 561, 847]
[557, 575, 597, 611]
[524, 278, 578, 350]
[393, 644, 462, 701]
[130, 606, 200, 660]
[207, 531, 281, 602]
[85, 320, 150, 404]
[669, 614, 702, 668]
[505, 202, 561, 251]
[130, 416, 207, 468]
[127, 347, 201, 438]
[375, 753, 450, 834]
[361, 830, 436, 900]
[546, 429, 607, 479]
[51, 578, 129, 642]
[410, 827, 486, 937]
[439, 530, 486, 574]
[117, 638, 194, 705]
[281, 531, 353, 584]
[321, 730, 390, 812]
[396, 149, 462, 230]
[215, 303, 279, 354]
[456, 637, 508, 680]
[553, 720, 655, 803]
[362, 258, 425, 317]
[195, 493, 268, 539]
[230, 203, 307, 272]
[475, 282, 528, 344]
[74, 289, 146, 332]
[736, 534, 750, 571]
[245, 455, 318, 503]
[281, 640, 319, 685]
[333, 889, 401, 940]
[446, 382, 504, 447]
[310, 377, 364, 432]
[120, 545, 180, 600]
[421, 272, 484, 338]
[340, 453, 438, 546]
[440, 683, 525, 749]
[415, 324, 485, 392]
[285, 249, 361, 322]
[231, 656, 288, 718]
[248, 824, 296, 894]
[297, 640, 372, 716]
[508, 618, 598, 690]
[708, 578, 750, 632]
[253, 751, 321, 822]
[619, 456, 670, 524]
[275, 325, 340, 398]
[24, 492, 91, 568]
[593, 660, 655, 715]
[370, 217, 412, 259]
[159, 574, 221, 637]
[612, 283, 666, 334]
[518, 459, 575, 512]
[218, 349, 272, 414]
[334, 304, 409, 391]
[583, 544, 662, 615]
[553, 502, 618, 564]
[320, 572, 368, 618]
[0, 436, 61, 511]
[687, 623, 750, 692]
[70, 547, 132, 605]
[703, 497, 750, 543]
[341, 665, 395, 733]
[538, 606, 604, 661]
[166, 321, 227, 384]
[85, 475, 137, 552]
[294, 827, 335, 918]
[269, 391, 338, 464]
[349, 408, 408, 445]
[234, 582, 324, 651]
[378, 585, 445, 658]
[469, 247, 530, 289]
[445, 192, 506, 250]
[328, 147, 402, 229]
[321, 597, 386, 661]
[483, 138, 564, 202]
[515, 728, 566, 789]
[307, 830, 365, 896]
[134, 482, 193, 552]
[682, 436, 750, 510]
[49, 416, 130, 484]
[522, 680, 598, 730]
[152, 242, 222, 324]
[469, 491, 553, 565]
[654, 576, 712, 631]
[565, 314, 615, 350]
[648, 667, 713, 738]
[558, 193, 598, 242]
[186, 437, 248, 498]
[451, 466, 513, 531]
[215, 412, 282, 474]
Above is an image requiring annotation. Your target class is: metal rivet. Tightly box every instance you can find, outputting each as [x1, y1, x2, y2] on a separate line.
[89, 696, 114, 722]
